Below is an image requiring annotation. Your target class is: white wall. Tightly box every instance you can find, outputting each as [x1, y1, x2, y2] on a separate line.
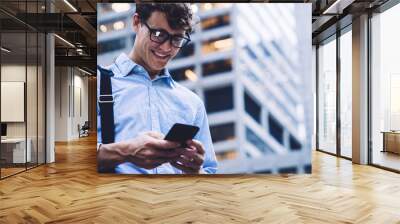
[55, 66, 68, 141]
[1, 65, 26, 140]
[1, 65, 37, 138]
[72, 72, 89, 138]
[54, 67, 89, 141]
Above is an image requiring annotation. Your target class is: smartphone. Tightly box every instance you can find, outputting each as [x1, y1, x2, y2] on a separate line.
[164, 123, 199, 144]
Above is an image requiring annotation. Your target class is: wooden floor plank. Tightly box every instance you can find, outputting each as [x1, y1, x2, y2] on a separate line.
[0, 135, 400, 223]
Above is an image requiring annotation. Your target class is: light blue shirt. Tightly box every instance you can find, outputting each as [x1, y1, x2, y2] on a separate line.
[97, 53, 218, 174]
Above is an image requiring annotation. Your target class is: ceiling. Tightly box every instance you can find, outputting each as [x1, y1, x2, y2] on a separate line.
[309, 0, 390, 44]
[0, 0, 97, 74]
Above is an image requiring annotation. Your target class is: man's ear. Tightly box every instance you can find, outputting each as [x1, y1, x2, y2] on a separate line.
[132, 13, 140, 33]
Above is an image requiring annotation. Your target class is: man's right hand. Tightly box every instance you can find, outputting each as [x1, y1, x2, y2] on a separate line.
[125, 131, 181, 169]
[97, 131, 181, 172]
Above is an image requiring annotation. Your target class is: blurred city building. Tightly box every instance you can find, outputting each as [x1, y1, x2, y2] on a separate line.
[97, 3, 312, 174]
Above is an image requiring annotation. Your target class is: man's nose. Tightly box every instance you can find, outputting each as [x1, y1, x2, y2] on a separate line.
[158, 39, 173, 52]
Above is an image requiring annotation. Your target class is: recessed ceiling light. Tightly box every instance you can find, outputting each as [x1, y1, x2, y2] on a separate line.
[63, 0, 78, 12]
[54, 34, 75, 48]
[322, 0, 354, 15]
[78, 67, 93, 76]
[1, 47, 11, 53]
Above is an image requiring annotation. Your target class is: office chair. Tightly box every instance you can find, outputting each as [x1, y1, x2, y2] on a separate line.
[79, 121, 90, 138]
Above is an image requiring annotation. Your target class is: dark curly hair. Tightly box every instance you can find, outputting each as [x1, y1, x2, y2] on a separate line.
[135, 3, 193, 35]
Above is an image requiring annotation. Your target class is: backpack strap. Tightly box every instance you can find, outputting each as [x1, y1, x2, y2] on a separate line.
[97, 65, 115, 144]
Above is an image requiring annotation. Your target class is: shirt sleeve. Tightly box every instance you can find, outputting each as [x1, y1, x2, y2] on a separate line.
[193, 100, 218, 174]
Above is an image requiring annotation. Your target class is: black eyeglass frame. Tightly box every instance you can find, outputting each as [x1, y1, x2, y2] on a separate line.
[142, 22, 191, 48]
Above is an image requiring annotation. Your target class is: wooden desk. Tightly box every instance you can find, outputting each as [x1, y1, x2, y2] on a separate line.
[1, 138, 31, 163]
[381, 131, 400, 154]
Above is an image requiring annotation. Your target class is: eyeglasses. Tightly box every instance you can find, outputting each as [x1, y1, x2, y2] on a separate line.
[142, 22, 191, 48]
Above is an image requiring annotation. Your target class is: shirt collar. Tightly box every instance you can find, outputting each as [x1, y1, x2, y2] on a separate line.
[114, 53, 138, 77]
[114, 53, 175, 88]
[155, 68, 176, 88]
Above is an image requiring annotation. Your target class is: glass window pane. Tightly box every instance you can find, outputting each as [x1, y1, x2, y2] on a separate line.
[27, 31, 38, 169]
[340, 29, 352, 158]
[371, 4, 400, 171]
[174, 43, 194, 59]
[98, 37, 126, 54]
[170, 65, 196, 82]
[289, 135, 301, 151]
[201, 35, 233, 55]
[204, 85, 233, 113]
[202, 58, 232, 77]
[1, 0, 46, 178]
[278, 166, 297, 174]
[210, 122, 235, 142]
[199, 3, 232, 12]
[268, 114, 284, 144]
[1, 30, 27, 177]
[246, 127, 274, 154]
[244, 91, 261, 123]
[318, 37, 337, 154]
[201, 14, 230, 31]
[216, 150, 238, 161]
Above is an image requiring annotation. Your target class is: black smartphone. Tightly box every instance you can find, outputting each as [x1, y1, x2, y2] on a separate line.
[164, 123, 199, 144]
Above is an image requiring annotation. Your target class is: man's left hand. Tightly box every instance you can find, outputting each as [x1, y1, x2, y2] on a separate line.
[170, 139, 205, 174]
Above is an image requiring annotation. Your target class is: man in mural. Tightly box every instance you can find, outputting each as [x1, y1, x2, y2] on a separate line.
[97, 3, 217, 174]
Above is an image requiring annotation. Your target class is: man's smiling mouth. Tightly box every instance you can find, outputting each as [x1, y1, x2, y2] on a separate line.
[151, 50, 170, 60]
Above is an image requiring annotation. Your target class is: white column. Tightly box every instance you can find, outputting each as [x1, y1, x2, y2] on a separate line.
[46, 33, 55, 163]
[45, 0, 56, 163]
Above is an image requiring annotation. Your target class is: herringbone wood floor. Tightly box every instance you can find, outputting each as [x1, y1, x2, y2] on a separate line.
[1, 135, 400, 224]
